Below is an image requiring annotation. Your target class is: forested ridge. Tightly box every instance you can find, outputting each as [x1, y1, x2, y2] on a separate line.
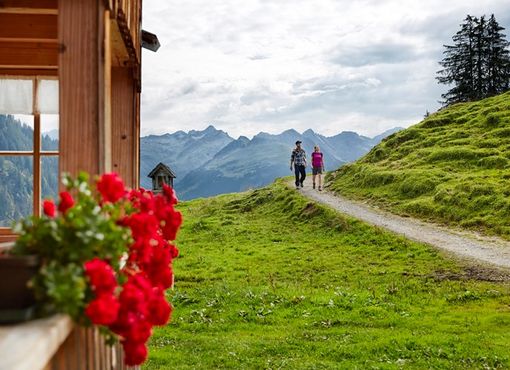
[0, 115, 58, 226]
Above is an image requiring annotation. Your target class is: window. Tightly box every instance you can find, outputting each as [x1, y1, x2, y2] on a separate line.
[0, 78, 59, 240]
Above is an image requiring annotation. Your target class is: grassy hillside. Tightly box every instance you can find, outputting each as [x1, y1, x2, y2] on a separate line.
[327, 91, 510, 239]
[145, 181, 510, 369]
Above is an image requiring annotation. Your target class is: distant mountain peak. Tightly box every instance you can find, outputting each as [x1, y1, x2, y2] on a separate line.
[140, 123, 400, 200]
[303, 128, 315, 136]
[281, 128, 299, 135]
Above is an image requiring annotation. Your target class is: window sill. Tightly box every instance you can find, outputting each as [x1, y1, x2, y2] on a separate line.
[0, 314, 73, 370]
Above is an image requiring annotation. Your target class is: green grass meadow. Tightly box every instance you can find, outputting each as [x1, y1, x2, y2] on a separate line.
[327, 91, 510, 240]
[145, 181, 510, 369]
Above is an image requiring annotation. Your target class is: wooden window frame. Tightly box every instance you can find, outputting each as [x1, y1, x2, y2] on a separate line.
[0, 76, 59, 241]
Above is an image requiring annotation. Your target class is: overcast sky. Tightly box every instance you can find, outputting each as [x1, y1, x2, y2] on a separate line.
[140, 0, 510, 139]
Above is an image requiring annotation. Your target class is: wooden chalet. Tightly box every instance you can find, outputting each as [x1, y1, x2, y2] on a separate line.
[0, 1, 159, 368]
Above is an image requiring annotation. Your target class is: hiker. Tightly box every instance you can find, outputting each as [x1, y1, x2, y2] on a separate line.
[290, 140, 307, 189]
[311, 145, 325, 191]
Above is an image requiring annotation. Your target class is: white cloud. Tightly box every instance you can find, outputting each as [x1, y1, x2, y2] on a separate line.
[141, 0, 510, 138]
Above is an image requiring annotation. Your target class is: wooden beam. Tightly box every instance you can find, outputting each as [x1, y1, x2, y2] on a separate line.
[59, 0, 105, 178]
[102, 10, 112, 173]
[0, 0, 57, 9]
[110, 19, 130, 67]
[0, 8, 57, 15]
[0, 14, 57, 39]
[0, 68, 57, 76]
[0, 41, 58, 67]
[0, 37, 57, 43]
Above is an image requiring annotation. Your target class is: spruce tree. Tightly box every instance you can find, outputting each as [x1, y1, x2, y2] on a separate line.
[485, 14, 510, 96]
[437, 14, 510, 106]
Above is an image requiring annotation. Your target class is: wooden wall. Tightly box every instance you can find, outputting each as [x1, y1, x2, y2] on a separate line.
[111, 67, 137, 188]
[58, 0, 141, 187]
[48, 326, 139, 370]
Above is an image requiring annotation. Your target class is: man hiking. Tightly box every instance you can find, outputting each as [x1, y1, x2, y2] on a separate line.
[290, 140, 307, 189]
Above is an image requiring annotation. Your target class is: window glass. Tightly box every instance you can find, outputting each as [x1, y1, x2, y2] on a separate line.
[0, 114, 34, 151]
[41, 156, 59, 202]
[41, 114, 59, 151]
[0, 156, 33, 227]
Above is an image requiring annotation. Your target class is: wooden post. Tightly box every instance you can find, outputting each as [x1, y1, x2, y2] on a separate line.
[111, 67, 136, 187]
[58, 0, 106, 179]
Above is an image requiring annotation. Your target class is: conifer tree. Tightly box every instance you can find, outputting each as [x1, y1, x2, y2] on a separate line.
[437, 14, 510, 105]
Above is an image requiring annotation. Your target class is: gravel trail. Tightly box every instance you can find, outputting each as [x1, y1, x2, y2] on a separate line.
[293, 179, 510, 269]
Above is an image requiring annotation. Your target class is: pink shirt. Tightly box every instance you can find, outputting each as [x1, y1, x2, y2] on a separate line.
[311, 152, 323, 167]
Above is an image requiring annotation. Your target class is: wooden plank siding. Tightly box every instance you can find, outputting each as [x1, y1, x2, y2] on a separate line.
[43, 325, 140, 370]
[0, 13, 57, 39]
[0, 41, 58, 69]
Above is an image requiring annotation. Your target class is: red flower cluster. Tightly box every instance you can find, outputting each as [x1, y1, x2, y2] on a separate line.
[42, 192, 76, 218]
[58, 191, 75, 214]
[83, 174, 182, 366]
[97, 173, 126, 203]
[43, 200, 56, 218]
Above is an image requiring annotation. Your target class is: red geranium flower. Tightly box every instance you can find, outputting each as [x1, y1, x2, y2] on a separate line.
[129, 273, 154, 301]
[162, 184, 178, 205]
[97, 173, 126, 203]
[58, 191, 75, 214]
[85, 294, 120, 325]
[84, 258, 117, 294]
[161, 209, 182, 241]
[119, 281, 147, 314]
[124, 212, 159, 241]
[124, 318, 152, 343]
[148, 290, 172, 325]
[110, 309, 137, 338]
[122, 341, 148, 366]
[147, 264, 173, 289]
[42, 200, 56, 217]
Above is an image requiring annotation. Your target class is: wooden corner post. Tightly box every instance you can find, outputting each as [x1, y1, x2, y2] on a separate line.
[58, 0, 110, 179]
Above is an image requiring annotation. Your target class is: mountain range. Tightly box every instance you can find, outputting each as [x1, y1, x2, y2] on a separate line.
[140, 125, 402, 200]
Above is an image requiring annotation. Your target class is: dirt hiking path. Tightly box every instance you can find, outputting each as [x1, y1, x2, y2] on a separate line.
[292, 179, 510, 270]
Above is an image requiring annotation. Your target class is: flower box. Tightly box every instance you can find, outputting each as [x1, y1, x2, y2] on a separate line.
[6, 172, 182, 366]
[0, 254, 39, 323]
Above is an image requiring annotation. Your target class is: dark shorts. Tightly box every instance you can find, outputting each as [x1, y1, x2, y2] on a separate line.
[312, 166, 323, 175]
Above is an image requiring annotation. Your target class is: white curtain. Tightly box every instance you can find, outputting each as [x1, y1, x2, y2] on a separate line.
[0, 79, 33, 114]
[0, 78, 59, 115]
[37, 79, 59, 114]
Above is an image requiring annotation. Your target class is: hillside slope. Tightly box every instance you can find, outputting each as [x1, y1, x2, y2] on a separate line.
[327, 91, 510, 239]
[146, 180, 510, 369]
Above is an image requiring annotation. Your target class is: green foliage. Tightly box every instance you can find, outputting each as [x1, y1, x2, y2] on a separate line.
[35, 261, 87, 319]
[11, 173, 131, 319]
[327, 91, 510, 239]
[145, 181, 510, 369]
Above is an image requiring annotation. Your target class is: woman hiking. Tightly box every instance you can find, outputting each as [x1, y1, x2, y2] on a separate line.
[311, 145, 325, 191]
